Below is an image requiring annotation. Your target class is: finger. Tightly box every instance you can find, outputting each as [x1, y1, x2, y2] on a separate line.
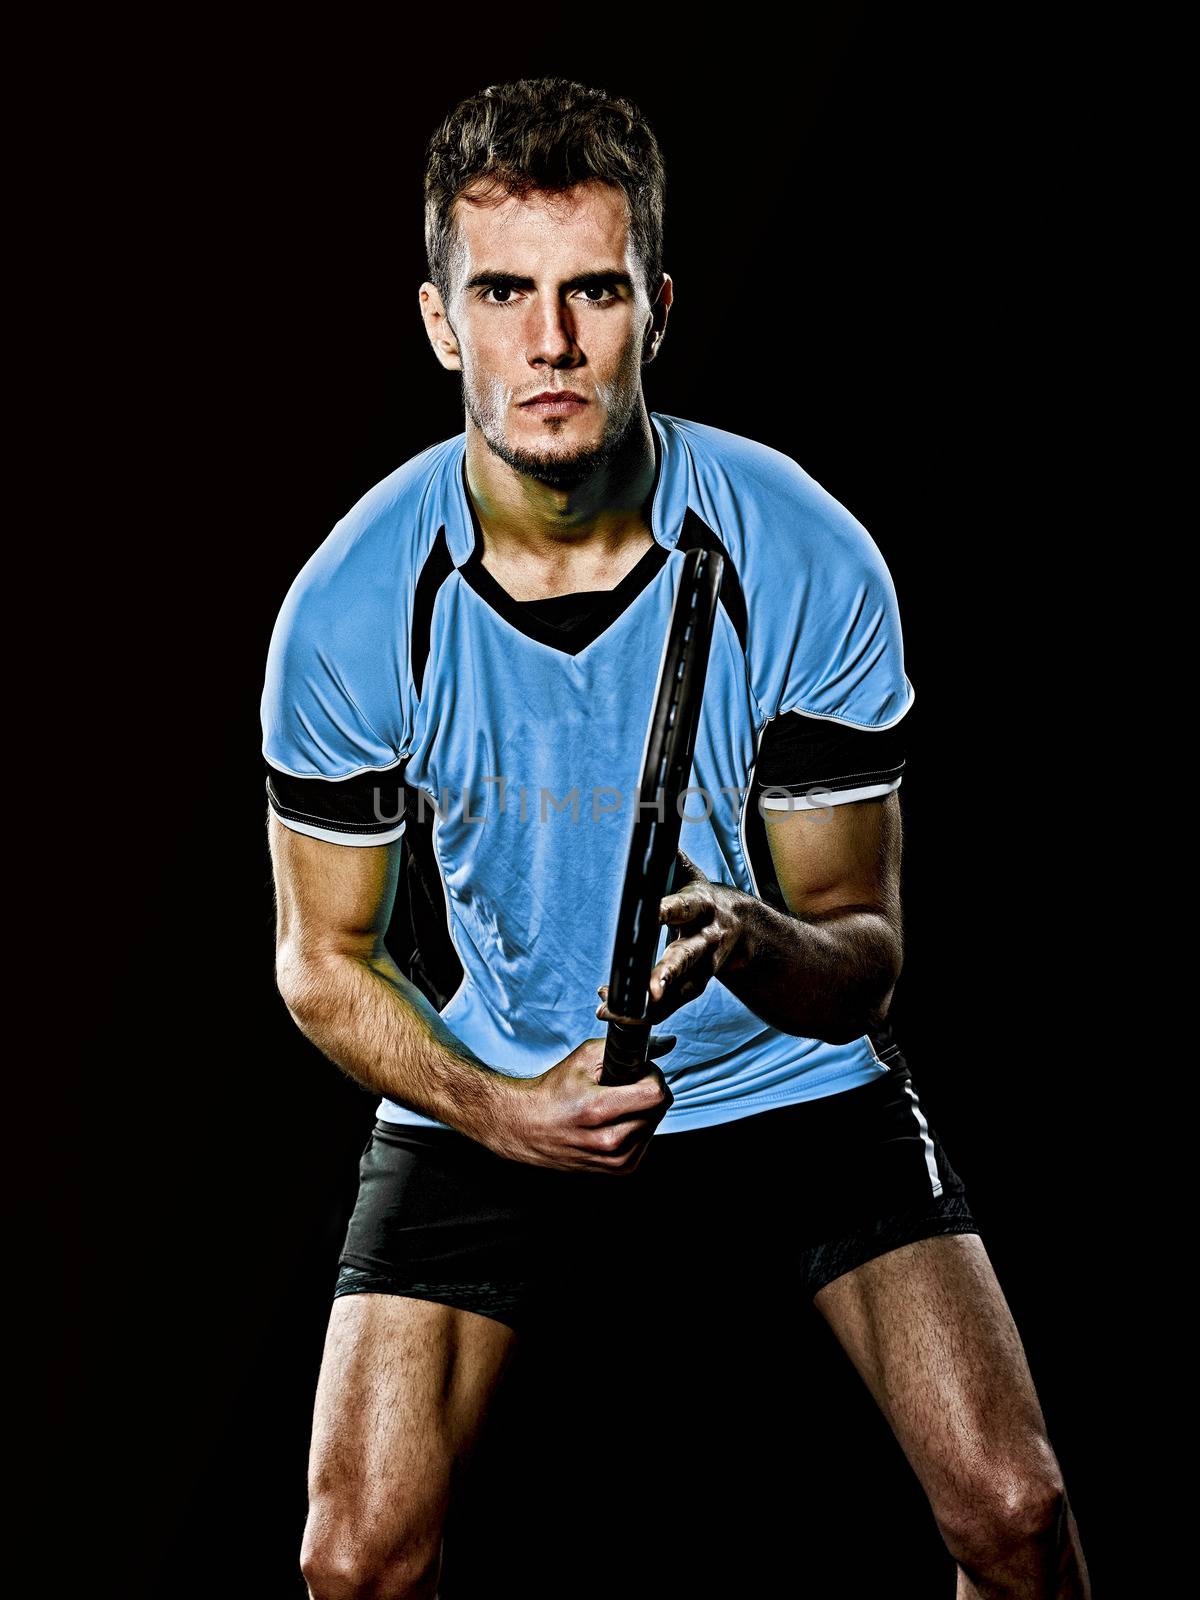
[592, 1117, 662, 1168]
[596, 990, 683, 1028]
[649, 933, 711, 996]
[659, 890, 708, 924]
[673, 846, 707, 883]
[647, 1033, 677, 1056]
[594, 1061, 675, 1121]
[596, 990, 645, 1025]
[660, 886, 701, 914]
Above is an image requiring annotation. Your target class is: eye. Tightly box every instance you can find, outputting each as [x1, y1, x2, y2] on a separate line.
[576, 284, 619, 306]
[483, 285, 518, 305]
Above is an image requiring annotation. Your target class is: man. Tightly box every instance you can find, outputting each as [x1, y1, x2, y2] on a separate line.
[262, 77, 1089, 1599]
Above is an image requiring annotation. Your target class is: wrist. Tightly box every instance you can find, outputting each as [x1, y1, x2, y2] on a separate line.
[724, 891, 769, 976]
[457, 1063, 529, 1156]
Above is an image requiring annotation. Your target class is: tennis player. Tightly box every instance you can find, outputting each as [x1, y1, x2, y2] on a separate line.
[262, 76, 1090, 1599]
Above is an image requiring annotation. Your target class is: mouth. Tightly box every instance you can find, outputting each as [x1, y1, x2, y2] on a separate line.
[519, 391, 589, 417]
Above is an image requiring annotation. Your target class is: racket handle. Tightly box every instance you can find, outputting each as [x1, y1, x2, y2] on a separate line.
[600, 1018, 652, 1084]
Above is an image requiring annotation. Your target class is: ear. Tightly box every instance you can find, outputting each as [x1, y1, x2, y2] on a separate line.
[642, 272, 673, 365]
[419, 282, 462, 371]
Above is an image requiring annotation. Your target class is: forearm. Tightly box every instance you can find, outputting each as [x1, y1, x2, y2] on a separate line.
[720, 896, 901, 1044]
[277, 946, 516, 1145]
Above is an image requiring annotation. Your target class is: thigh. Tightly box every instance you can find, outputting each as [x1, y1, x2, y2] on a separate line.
[812, 1230, 1056, 1523]
[303, 1117, 555, 1578]
[304, 1292, 518, 1563]
[337, 1118, 595, 1331]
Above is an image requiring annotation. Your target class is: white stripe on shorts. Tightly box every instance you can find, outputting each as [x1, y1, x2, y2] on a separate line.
[902, 1081, 943, 1198]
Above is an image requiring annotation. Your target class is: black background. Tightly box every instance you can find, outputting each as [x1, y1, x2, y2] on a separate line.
[64, 9, 1125, 1596]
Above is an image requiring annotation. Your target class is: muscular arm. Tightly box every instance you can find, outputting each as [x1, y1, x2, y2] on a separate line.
[720, 793, 903, 1043]
[268, 810, 518, 1144]
[604, 794, 903, 1046]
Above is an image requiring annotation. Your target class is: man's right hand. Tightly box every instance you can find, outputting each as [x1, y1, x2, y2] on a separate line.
[483, 1035, 677, 1174]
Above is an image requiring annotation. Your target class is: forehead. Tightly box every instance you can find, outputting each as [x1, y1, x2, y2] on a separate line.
[451, 179, 635, 278]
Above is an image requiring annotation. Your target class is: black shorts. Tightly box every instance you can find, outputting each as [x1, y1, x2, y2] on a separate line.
[333, 1056, 980, 1333]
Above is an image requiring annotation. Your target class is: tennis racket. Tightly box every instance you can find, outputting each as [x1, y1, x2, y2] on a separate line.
[600, 545, 725, 1084]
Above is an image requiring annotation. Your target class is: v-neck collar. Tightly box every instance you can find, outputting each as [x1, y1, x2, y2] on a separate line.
[451, 417, 674, 656]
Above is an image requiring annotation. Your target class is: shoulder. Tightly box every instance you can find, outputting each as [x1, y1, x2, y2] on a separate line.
[262, 435, 462, 773]
[275, 433, 461, 641]
[657, 412, 891, 585]
[655, 415, 911, 727]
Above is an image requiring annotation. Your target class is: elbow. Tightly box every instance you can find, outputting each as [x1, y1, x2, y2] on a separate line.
[275, 935, 376, 1026]
[815, 1000, 892, 1048]
[274, 944, 333, 1025]
[274, 953, 308, 1022]
[816, 951, 903, 1046]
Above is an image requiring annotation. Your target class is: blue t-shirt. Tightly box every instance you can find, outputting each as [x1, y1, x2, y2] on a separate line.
[260, 412, 914, 1132]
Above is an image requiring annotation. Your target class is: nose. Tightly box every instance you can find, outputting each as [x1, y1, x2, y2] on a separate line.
[525, 296, 581, 370]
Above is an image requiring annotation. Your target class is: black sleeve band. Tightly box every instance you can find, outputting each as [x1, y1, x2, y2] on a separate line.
[755, 709, 906, 797]
[265, 760, 409, 838]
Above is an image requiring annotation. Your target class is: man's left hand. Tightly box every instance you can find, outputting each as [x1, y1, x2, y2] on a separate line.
[596, 847, 756, 1027]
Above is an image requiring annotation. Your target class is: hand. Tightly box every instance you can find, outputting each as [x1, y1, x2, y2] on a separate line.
[595, 847, 754, 1028]
[487, 1034, 677, 1174]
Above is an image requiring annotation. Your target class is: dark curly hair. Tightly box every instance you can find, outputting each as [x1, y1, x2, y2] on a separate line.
[423, 76, 666, 302]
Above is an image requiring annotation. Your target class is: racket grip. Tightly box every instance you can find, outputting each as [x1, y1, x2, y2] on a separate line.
[600, 1018, 652, 1084]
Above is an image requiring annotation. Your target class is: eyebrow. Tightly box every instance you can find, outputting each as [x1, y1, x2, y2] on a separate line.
[463, 269, 635, 294]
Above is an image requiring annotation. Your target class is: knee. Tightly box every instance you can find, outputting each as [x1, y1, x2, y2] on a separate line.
[936, 1454, 1068, 1573]
[300, 1522, 441, 1600]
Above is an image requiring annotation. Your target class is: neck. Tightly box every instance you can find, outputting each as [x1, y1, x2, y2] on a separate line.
[463, 407, 658, 576]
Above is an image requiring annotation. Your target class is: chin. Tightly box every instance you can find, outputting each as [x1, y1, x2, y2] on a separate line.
[498, 423, 616, 486]
[516, 410, 600, 441]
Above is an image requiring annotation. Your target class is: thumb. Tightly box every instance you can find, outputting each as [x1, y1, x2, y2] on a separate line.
[647, 1033, 678, 1056]
[673, 846, 708, 884]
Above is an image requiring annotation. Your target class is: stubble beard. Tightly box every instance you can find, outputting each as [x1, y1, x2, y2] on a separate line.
[461, 342, 645, 489]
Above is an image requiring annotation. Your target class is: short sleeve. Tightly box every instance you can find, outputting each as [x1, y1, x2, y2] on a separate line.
[773, 527, 913, 726]
[260, 553, 410, 847]
[750, 474, 914, 813]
